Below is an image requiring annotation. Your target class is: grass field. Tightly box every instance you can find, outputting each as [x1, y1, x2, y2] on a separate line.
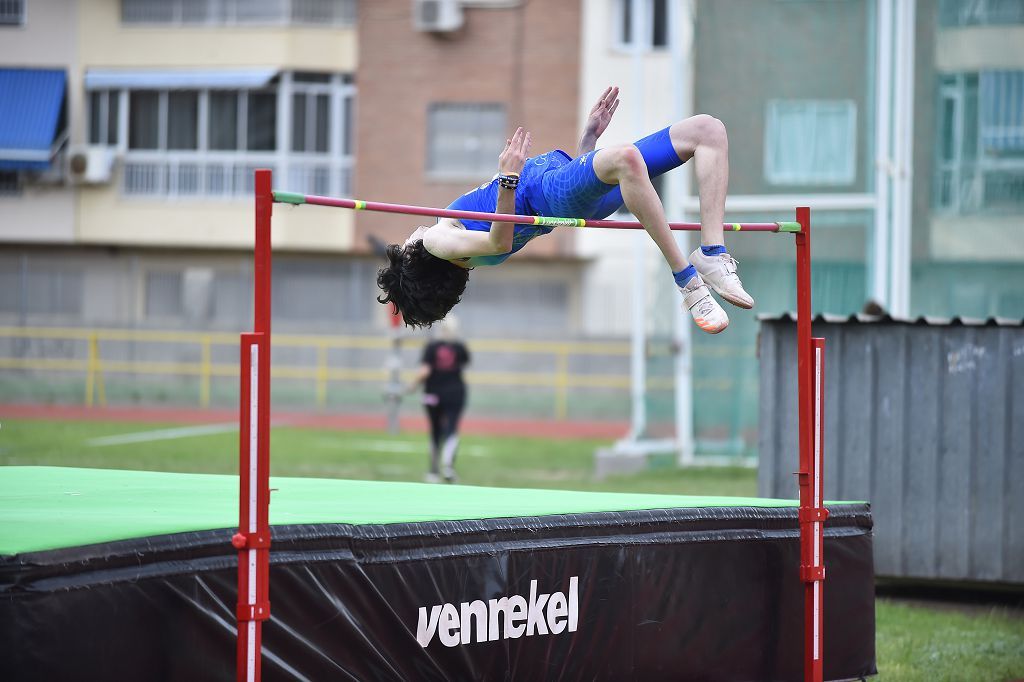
[2, 417, 1022, 681]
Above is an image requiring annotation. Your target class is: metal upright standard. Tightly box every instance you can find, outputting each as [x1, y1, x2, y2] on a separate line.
[234, 170, 273, 682]
[237, 169, 826, 682]
[795, 207, 827, 682]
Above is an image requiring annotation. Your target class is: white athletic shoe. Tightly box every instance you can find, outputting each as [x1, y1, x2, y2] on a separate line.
[689, 248, 755, 309]
[423, 472, 442, 484]
[680, 274, 729, 334]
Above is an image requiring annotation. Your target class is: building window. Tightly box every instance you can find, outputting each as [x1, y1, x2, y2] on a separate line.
[91, 73, 356, 198]
[208, 91, 239, 150]
[246, 92, 277, 151]
[427, 103, 507, 178]
[211, 270, 251, 323]
[121, 0, 356, 26]
[289, 77, 335, 195]
[89, 91, 120, 146]
[145, 271, 183, 318]
[0, 0, 25, 26]
[459, 278, 570, 334]
[764, 100, 857, 186]
[168, 91, 199, 150]
[614, 0, 669, 51]
[292, 93, 330, 153]
[273, 259, 376, 324]
[128, 91, 161, 150]
[936, 71, 1024, 214]
[0, 171, 20, 196]
[939, 0, 1024, 27]
[1, 266, 84, 316]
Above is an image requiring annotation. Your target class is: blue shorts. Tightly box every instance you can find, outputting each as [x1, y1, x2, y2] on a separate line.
[539, 126, 684, 220]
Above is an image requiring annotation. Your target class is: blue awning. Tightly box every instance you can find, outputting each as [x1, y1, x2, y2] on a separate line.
[84, 67, 278, 91]
[0, 69, 67, 171]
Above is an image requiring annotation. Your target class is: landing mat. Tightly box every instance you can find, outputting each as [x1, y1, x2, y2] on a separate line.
[0, 467, 876, 681]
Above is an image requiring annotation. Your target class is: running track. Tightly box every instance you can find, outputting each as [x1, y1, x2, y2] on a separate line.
[1, 404, 629, 440]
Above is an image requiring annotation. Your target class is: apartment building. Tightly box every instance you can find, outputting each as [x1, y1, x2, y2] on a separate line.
[1, 0, 366, 333]
[0, 0, 595, 337]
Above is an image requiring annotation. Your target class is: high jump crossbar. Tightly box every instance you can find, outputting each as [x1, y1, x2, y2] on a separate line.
[273, 190, 800, 233]
[237, 169, 827, 682]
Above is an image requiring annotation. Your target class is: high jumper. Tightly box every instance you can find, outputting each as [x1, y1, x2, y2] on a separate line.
[375, 86, 753, 334]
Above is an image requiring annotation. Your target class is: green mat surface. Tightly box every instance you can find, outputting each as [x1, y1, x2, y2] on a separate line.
[0, 466, 805, 555]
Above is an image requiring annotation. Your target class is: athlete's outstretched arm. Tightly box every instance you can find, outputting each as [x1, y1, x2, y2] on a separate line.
[422, 127, 532, 261]
[488, 126, 531, 249]
[577, 86, 620, 156]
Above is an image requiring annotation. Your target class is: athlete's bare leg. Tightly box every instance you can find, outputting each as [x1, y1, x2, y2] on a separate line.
[591, 144, 688, 272]
[591, 142, 730, 333]
[667, 114, 729, 247]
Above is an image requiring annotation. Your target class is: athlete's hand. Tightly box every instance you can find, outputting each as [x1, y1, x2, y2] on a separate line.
[583, 86, 620, 141]
[498, 126, 531, 176]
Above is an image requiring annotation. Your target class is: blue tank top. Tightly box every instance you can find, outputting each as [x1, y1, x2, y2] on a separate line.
[445, 149, 572, 266]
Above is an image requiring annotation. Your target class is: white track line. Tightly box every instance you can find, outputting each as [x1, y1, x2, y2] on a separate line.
[87, 429, 491, 455]
[86, 423, 237, 447]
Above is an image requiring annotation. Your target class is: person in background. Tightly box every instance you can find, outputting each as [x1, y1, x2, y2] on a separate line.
[407, 315, 470, 483]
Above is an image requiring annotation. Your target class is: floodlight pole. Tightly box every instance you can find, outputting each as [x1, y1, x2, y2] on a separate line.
[234, 168, 274, 682]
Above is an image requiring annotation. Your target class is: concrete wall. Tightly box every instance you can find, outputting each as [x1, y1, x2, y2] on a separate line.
[930, 215, 1024, 261]
[577, 0, 689, 337]
[0, 243, 584, 335]
[935, 25, 1024, 71]
[0, 0, 79, 66]
[579, 0, 679, 145]
[77, 1, 357, 70]
[75, 184, 355, 252]
[0, 187, 77, 244]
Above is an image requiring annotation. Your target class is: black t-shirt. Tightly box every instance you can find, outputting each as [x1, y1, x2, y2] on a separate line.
[422, 340, 470, 395]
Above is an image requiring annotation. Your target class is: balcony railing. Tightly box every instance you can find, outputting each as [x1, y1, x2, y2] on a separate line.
[939, 0, 1024, 27]
[121, 0, 357, 26]
[122, 153, 353, 199]
[935, 162, 1024, 214]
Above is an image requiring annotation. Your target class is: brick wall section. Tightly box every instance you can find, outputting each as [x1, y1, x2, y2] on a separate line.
[353, 0, 582, 257]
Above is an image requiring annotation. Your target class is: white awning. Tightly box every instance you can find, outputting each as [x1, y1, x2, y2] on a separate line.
[85, 68, 278, 90]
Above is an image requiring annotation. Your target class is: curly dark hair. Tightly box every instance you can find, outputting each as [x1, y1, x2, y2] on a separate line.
[376, 240, 470, 328]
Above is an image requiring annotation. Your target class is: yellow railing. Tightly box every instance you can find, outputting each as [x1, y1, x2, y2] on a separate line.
[0, 326, 746, 419]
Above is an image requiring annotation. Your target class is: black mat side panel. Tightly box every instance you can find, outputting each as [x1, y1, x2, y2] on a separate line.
[1, 505, 875, 682]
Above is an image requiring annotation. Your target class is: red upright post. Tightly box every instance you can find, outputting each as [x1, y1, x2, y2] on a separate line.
[795, 207, 828, 682]
[254, 170, 273, 338]
[234, 169, 274, 682]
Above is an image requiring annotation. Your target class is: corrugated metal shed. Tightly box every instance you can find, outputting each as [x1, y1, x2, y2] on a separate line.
[758, 313, 1024, 585]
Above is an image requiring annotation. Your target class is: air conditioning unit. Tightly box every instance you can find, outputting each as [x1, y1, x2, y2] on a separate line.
[68, 146, 116, 185]
[413, 0, 464, 32]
